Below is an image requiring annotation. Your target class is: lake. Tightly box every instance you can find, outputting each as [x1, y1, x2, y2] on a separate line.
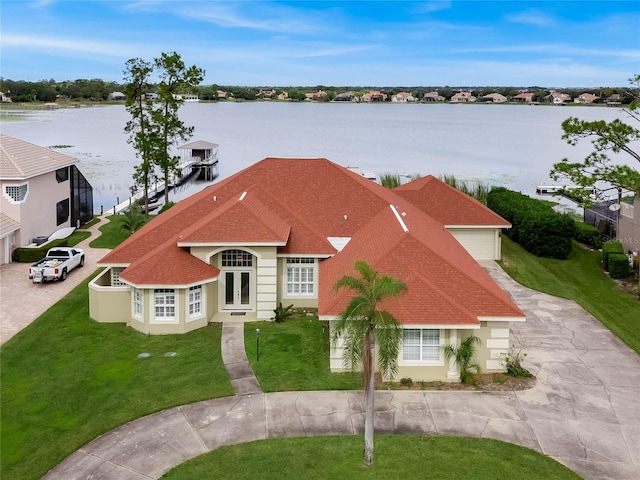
[1, 102, 637, 211]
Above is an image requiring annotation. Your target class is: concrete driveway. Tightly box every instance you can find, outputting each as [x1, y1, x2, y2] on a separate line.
[0, 217, 110, 344]
[41, 262, 640, 480]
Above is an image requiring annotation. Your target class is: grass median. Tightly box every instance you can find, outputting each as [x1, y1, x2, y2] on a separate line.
[161, 435, 581, 480]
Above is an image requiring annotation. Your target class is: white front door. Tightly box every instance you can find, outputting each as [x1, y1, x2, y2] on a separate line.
[224, 270, 251, 310]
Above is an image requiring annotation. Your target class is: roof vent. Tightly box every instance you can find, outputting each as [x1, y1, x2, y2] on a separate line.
[239, 191, 247, 201]
[213, 195, 217, 202]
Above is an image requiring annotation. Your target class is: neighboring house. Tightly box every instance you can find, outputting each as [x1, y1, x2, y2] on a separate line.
[450, 92, 477, 103]
[108, 91, 126, 101]
[0, 134, 94, 264]
[217, 90, 228, 100]
[90, 158, 525, 382]
[543, 92, 572, 104]
[391, 92, 416, 103]
[480, 93, 507, 103]
[606, 94, 622, 106]
[0, 91, 12, 103]
[619, 197, 640, 255]
[574, 93, 599, 104]
[512, 92, 534, 103]
[333, 92, 353, 102]
[277, 91, 288, 101]
[423, 91, 446, 102]
[362, 91, 387, 102]
[305, 90, 327, 101]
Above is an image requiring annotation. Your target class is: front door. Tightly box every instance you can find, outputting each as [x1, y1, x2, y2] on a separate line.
[224, 271, 251, 309]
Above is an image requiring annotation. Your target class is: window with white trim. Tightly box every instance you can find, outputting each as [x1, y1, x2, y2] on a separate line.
[286, 257, 314, 295]
[403, 329, 440, 361]
[3, 183, 29, 204]
[188, 285, 202, 317]
[221, 249, 252, 267]
[133, 288, 143, 318]
[154, 289, 175, 320]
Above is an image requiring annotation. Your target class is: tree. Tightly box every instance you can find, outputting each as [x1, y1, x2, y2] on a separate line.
[123, 58, 156, 216]
[550, 74, 640, 205]
[119, 204, 146, 234]
[152, 52, 205, 205]
[443, 335, 481, 384]
[331, 261, 407, 467]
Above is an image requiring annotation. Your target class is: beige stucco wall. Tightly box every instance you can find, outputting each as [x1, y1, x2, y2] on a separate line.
[330, 323, 507, 382]
[89, 270, 131, 323]
[619, 197, 639, 254]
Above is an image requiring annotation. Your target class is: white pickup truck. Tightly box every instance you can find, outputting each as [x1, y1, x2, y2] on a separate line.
[29, 247, 85, 283]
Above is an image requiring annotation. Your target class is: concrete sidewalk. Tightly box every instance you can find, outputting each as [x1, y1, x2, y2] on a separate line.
[42, 261, 640, 480]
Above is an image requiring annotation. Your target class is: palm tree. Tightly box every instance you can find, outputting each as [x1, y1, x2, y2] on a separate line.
[331, 260, 407, 466]
[443, 335, 482, 384]
[120, 204, 146, 234]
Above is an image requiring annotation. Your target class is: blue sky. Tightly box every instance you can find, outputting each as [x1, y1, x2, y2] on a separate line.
[1, 1, 639, 87]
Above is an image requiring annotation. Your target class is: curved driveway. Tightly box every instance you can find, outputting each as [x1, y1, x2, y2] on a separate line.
[40, 262, 640, 480]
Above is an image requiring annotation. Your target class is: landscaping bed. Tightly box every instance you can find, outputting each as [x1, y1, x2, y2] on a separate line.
[382, 373, 536, 391]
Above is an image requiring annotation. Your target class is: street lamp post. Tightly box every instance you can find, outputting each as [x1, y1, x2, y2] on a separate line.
[256, 328, 260, 362]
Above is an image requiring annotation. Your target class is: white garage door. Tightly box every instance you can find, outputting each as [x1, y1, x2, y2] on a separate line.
[449, 229, 498, 260]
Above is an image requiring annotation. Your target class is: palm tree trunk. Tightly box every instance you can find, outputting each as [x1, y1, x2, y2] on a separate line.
[363, 331, 375, 466]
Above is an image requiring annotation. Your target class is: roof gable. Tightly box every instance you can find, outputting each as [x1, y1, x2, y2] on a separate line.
[319, 202, 523, 324]
[178, 186, 291, 245]
[393, 175, 510, 227]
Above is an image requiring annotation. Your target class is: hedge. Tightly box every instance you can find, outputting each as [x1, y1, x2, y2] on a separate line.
[574, 222, 603, 249]
[609, 253, 631, 279]
[601, 240, 625, 272]
[11, 239, 68, 263]
[487, 187, 576, 259]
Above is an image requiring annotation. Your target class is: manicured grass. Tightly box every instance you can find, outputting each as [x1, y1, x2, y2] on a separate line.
[161, 435, 581, 480]
[0, 275, 234, 480]
[245, 318, 361, 392]
[89, 214, 151, 249]
[501, 237, 640, 354]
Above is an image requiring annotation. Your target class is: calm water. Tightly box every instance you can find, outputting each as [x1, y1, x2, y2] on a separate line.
[1, 102, 637, 211]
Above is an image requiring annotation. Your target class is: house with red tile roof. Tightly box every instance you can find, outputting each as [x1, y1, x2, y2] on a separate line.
[90, 158, 525, 381]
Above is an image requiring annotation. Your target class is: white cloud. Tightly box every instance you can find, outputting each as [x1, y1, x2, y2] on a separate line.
[412, 1, 452, 14]
[505, 10, 556, 27]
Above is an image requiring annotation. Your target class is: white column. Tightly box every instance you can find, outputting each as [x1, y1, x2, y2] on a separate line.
[447, 329, 459, 379]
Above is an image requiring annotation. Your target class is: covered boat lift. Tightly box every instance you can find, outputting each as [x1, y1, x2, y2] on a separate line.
[178, 140, 219, 182]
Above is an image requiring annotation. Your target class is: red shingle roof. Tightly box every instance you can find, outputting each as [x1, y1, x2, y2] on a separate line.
[393, 175, 510, 227]
[318, 202, 523, 324]
[101, 157, 524, 324]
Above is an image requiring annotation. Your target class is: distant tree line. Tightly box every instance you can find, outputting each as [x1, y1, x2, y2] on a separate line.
[0, 77, 637, 104]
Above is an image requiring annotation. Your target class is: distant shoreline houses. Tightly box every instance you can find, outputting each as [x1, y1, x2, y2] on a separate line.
[211, 88, 624, 105]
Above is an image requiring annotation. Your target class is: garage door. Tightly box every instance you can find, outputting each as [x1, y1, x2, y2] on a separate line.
[449, 229, 498, 260]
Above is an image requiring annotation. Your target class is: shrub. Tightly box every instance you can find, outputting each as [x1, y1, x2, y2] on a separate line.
[12, 239, 68, 262]
[273, 303, 294, 322]
[574, 222, 603, 249]
[487, 187, 576, 259]
[443, 335, 481, 384]
[400, 377, 413, 387]
[609, 253, 631, 279]
[504, 352, 532, 378]
[601, 240, 624, 272]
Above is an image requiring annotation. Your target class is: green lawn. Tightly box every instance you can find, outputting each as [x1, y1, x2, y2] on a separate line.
[0, 275, 233, 480]
[245, 318, 361, 392]
[161, 435, 581, 480]
[501, 237, 640, 354]
[89, 214, 150, 248]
